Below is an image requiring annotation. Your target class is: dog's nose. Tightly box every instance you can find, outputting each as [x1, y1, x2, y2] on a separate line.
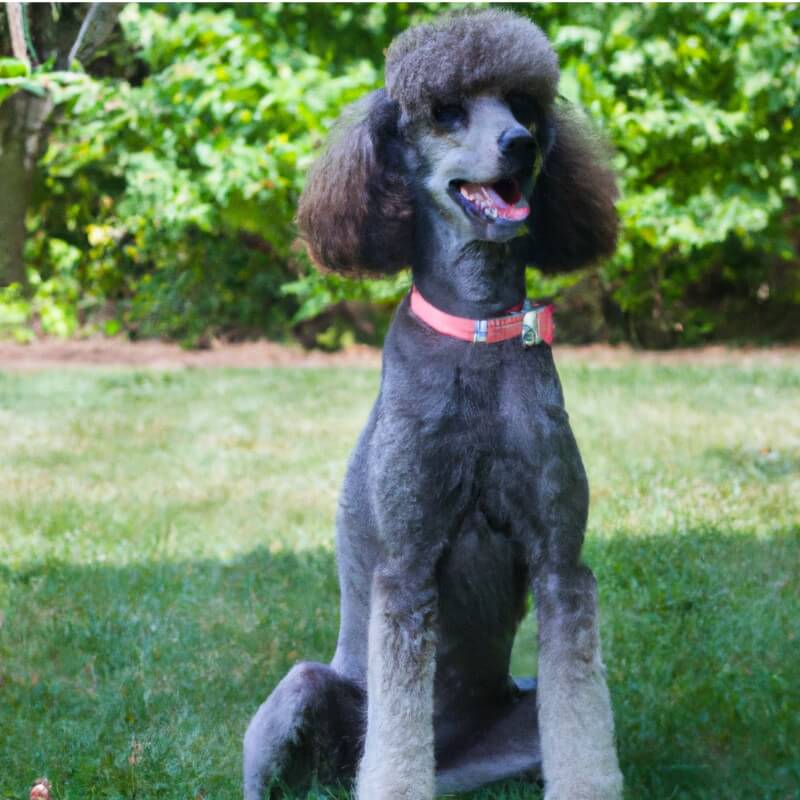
[498, 127, 537, 168]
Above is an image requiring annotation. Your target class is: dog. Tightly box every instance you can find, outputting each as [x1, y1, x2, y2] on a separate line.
[244, 10, 623, 799]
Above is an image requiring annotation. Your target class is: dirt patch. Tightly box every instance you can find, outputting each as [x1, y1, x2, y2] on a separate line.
[0, 337, 797, 370]
[0, 338, 382, 370]
[556, 343, 800, 368]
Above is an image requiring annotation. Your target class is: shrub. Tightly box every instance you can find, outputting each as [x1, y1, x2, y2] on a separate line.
[4, 3, 799, 346]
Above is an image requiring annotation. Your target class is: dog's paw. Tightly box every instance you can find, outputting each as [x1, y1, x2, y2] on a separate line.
[544, 770, 623, 800]
[356, 761, 435, 800]
[356, 779, 433, 800]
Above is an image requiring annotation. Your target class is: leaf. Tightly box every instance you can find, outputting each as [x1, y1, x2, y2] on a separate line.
[0, 57, 30, 78]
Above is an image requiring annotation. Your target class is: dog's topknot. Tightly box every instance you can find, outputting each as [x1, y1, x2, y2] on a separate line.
[385, 10, 559, 121]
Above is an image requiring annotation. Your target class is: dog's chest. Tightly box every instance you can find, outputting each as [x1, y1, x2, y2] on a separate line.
[417, 353, 562, 526]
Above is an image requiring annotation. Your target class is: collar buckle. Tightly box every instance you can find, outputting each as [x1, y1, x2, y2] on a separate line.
[522, 302, 541, 348]
[521, 302, 554, 348]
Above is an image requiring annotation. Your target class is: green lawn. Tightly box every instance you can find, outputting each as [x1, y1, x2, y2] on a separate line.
[1, 361, 799, 800]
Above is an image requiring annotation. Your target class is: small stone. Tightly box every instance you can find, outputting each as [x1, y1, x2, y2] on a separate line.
[30, 778, 51, 800]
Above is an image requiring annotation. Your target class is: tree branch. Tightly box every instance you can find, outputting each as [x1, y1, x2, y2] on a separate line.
[63, 3, 123, 69]
[6, 2, 29, 67]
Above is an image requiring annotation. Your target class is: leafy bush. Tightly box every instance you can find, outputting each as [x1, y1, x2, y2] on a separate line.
[550, 4, 800, 344]
[20, 6, 384, 344]
[4, 3, 799, 346]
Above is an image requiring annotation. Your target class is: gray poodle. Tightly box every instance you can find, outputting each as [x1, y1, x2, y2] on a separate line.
[244, 10, 623, 800]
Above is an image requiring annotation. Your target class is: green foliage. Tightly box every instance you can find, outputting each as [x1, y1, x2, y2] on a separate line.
[21, 5, 395, 345]
[542, 4, 800, 344]
[1, 233, 87, 340]
[0, 284, 32, 341]
[3, 3, 799, 346]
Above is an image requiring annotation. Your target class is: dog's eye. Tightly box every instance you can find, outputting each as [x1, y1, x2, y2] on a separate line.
[507, 92, 538, 129]
[432, 103, 467, 129]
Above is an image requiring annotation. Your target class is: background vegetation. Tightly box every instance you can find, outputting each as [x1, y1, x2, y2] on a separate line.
[1, 3, 799, 348]
[1, 360, 799, 799]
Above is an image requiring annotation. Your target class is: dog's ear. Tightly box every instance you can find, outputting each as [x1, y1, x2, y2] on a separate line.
[296, 89, 414, 275]
[517, 104, 619, 272]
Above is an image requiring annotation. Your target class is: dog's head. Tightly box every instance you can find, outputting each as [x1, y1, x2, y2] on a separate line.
[297, 10, 618, 275]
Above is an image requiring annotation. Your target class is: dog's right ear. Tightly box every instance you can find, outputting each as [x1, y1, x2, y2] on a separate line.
[296, 89, 414, 275]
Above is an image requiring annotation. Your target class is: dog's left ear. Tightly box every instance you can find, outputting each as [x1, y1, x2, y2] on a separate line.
[516, 104, 619, 272]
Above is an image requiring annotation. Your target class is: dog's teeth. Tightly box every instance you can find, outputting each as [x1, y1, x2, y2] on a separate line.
[458, 183, 502, 220]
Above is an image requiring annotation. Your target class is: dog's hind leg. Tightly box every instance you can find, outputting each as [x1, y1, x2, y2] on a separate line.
[243, 662, 364, 800]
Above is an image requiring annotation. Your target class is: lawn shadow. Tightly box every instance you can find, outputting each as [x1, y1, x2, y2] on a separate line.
[0, 546, 341, 799]
[585, 526, 800, 800]
[1, 528, 799, 799]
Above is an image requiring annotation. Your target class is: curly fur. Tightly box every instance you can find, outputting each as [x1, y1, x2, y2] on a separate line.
[519, 105, 619, 271]
[385, 9, 559, 122]
[296, 9, 618, 277]
[296, 89, 414, 275]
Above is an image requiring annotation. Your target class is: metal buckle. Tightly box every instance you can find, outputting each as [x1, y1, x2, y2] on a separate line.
[473, 319, 488, 343]
[521, 306, 541, 348]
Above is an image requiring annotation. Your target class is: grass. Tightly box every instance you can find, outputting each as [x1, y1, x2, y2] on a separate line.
[1, 360, 799, 800]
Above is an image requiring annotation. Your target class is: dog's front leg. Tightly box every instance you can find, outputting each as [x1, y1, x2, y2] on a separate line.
[356, 563, 438, 800]
[534, 565, 623, 800]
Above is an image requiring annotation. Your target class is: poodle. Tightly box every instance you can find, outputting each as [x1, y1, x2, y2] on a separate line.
[244, 10, 623, 800]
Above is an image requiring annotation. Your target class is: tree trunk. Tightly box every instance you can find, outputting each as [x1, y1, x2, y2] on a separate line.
[0, 3, 123, 288]
[0, 90, 53, 287]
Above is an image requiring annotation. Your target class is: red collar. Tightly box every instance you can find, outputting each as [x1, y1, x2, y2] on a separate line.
[409, 285, 554, 347]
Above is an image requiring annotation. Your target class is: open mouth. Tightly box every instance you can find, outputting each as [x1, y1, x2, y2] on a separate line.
[449, 178, 530, 224]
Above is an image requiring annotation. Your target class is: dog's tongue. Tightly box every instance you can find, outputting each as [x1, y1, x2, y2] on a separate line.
[460, 181, 530, 221]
